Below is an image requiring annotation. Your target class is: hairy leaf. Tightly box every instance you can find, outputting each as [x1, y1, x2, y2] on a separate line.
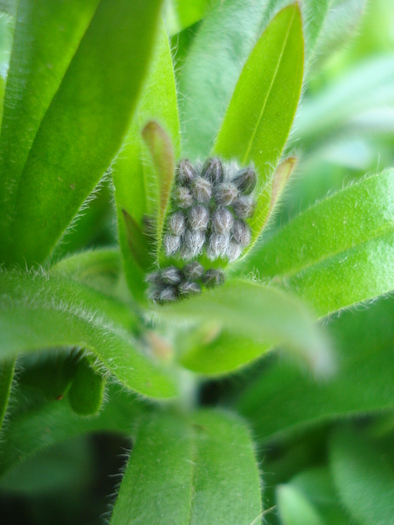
[110, 410, 262, 525]
[0, 359, 15, 432]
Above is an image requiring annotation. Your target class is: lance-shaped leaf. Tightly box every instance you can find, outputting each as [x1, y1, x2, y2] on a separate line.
[277, 485, 323, 525]
[112, 24, 179, 303]
[242, 169, 394, 317]
[4, 0, 164, 267]
[0, 383, 143, 477]
[0, 271, 178, 399]
[165, 0, 214, 35]
[110, 410, 262, 525]
[329, 426, 394, 525]
[179, 0, 269, 159]
[0, 359, 15, 432]
[0, 0, 100, 245]
[237, 294, 394, 442]
[213, 4, 304, 248]
[159, 279, 332, 376]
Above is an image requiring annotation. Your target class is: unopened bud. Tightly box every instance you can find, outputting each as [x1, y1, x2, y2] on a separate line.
[188, 205, 210, 231]
[183, 262, 204, 280]
[183, 230, 205, 258]
[232, 196, 255, 218]
[201, 157, 224, 185]
[167, 211, 186, 236]
[202, 269, 225, 288]
[174, 186, 193, 209]
[232, 219, 251, 247]
[176, 159, 196, 186]
[164, 234, 181, 256]
[214, 182, 238, 206]
[207, 233, 230, 260]
[179, 280, 201, 296]
[158, 286, 178, 303]
[192, 177, 212, 203]
[232, 167, 256, 195]
[227, 242, 243, 261]
[145, 271, 161, 285]
[161, 266, 183, 285]
[212, 207, 234, 234]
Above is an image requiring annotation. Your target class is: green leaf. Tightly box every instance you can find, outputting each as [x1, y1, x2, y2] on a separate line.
[213, 4, 304, 247]
[0, 0, 100, 251]
[329, 426, 394, 525]
[0, 270, 178, 399]
[68, 357, 106, 416]
[241, 170, 394, 317]
[112, 22, 179, 303]
[110, 410, 262, 525]
[277, 484, 323, 525]
[0, 359, 15, 432]
[0, 383, 143, 477]
[237, 294, 394, 442]
[165, 0, 215, 35]
[178, 0, 268, 159]
[160, 279, 332, 376]
[2, 0, 164, 267]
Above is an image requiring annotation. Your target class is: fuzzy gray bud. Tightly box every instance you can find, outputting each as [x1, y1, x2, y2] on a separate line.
[192, 176, 212, 203]
[176, 159, 196, 186]
[183, 230, 205, 259]
[174, 186, 193, 209]
[201, 157, 224, 185]
[202, 269, 225, 288]
[233, 196, 255, 218]
[179, 280, 201, 296]
[232, 219, 251, 247]
[161, 266, 183, 285]
[164, 234, 181, 256]
[188, 205, 210, 231]
[167, 211, 186, 236]
[212, 207, 234, 234]
[183, 262, 204, 280]
[145, 271, 161, 285]
[232, 167, 256, 195]
[227, 242, 243, 261]
[158, 286, 178, 303]
[207, 233, 230, 260]
[214, 182, 238, 206]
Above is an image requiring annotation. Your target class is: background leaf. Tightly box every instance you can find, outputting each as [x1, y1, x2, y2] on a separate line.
[0, 271, 178, 399]
[237, 294, 394, 442]
[240, 170, 394, 316]
[213, 4, 304, 247]
[2, 0, 164, 267]
[0, 359, 14, 432]
[110, 410, 262, 525]
[160, 279, 332, 376]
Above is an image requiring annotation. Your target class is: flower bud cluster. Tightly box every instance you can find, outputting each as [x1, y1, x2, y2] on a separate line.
[163, 158, 256, 262]
[147, 263, 225, 304]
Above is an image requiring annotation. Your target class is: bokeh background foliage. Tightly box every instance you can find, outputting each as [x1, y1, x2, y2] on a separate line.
[0, 0, 394, 523]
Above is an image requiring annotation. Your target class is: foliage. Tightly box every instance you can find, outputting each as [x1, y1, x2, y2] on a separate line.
[0, 0, 393, 523]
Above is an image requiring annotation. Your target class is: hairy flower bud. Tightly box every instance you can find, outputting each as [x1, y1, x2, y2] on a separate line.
[232, 167, 256, 194]
[188, 205, 210, 231]
[158, 285, 178, 303]
[232, 195, 255, 218]
[192, 176, 212, 203]
[183, 261, 204, 280]
[207, 233, 230, 260]
[227, 242, 243, 261]
[212, 207, 234, 234]
[202, 269, 225, 288]
[179, 280, 201, 296]
[214, 182, 238, 206]
[167, 211, 186, 236]
[161, 266, 183, 285]
[174, 186, 193, 209]
[183, 230, 205, 258]
[232, 219, 251, 247]
[145, 270, 161, 285]
[164, 234, 181, 256]
[201, 157, 224, 185]
[176, 159, 196, 186]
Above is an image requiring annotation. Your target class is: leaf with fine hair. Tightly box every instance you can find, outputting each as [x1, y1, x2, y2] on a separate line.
[159, 279, 332, 376]
[0, 359, 15, 432]
[3, 0, 164, 267]
[110, 410, 262, 525]
[213, 4, 304, 250]
[0, 271, 178, 400]
[241, 169, 394, 317]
